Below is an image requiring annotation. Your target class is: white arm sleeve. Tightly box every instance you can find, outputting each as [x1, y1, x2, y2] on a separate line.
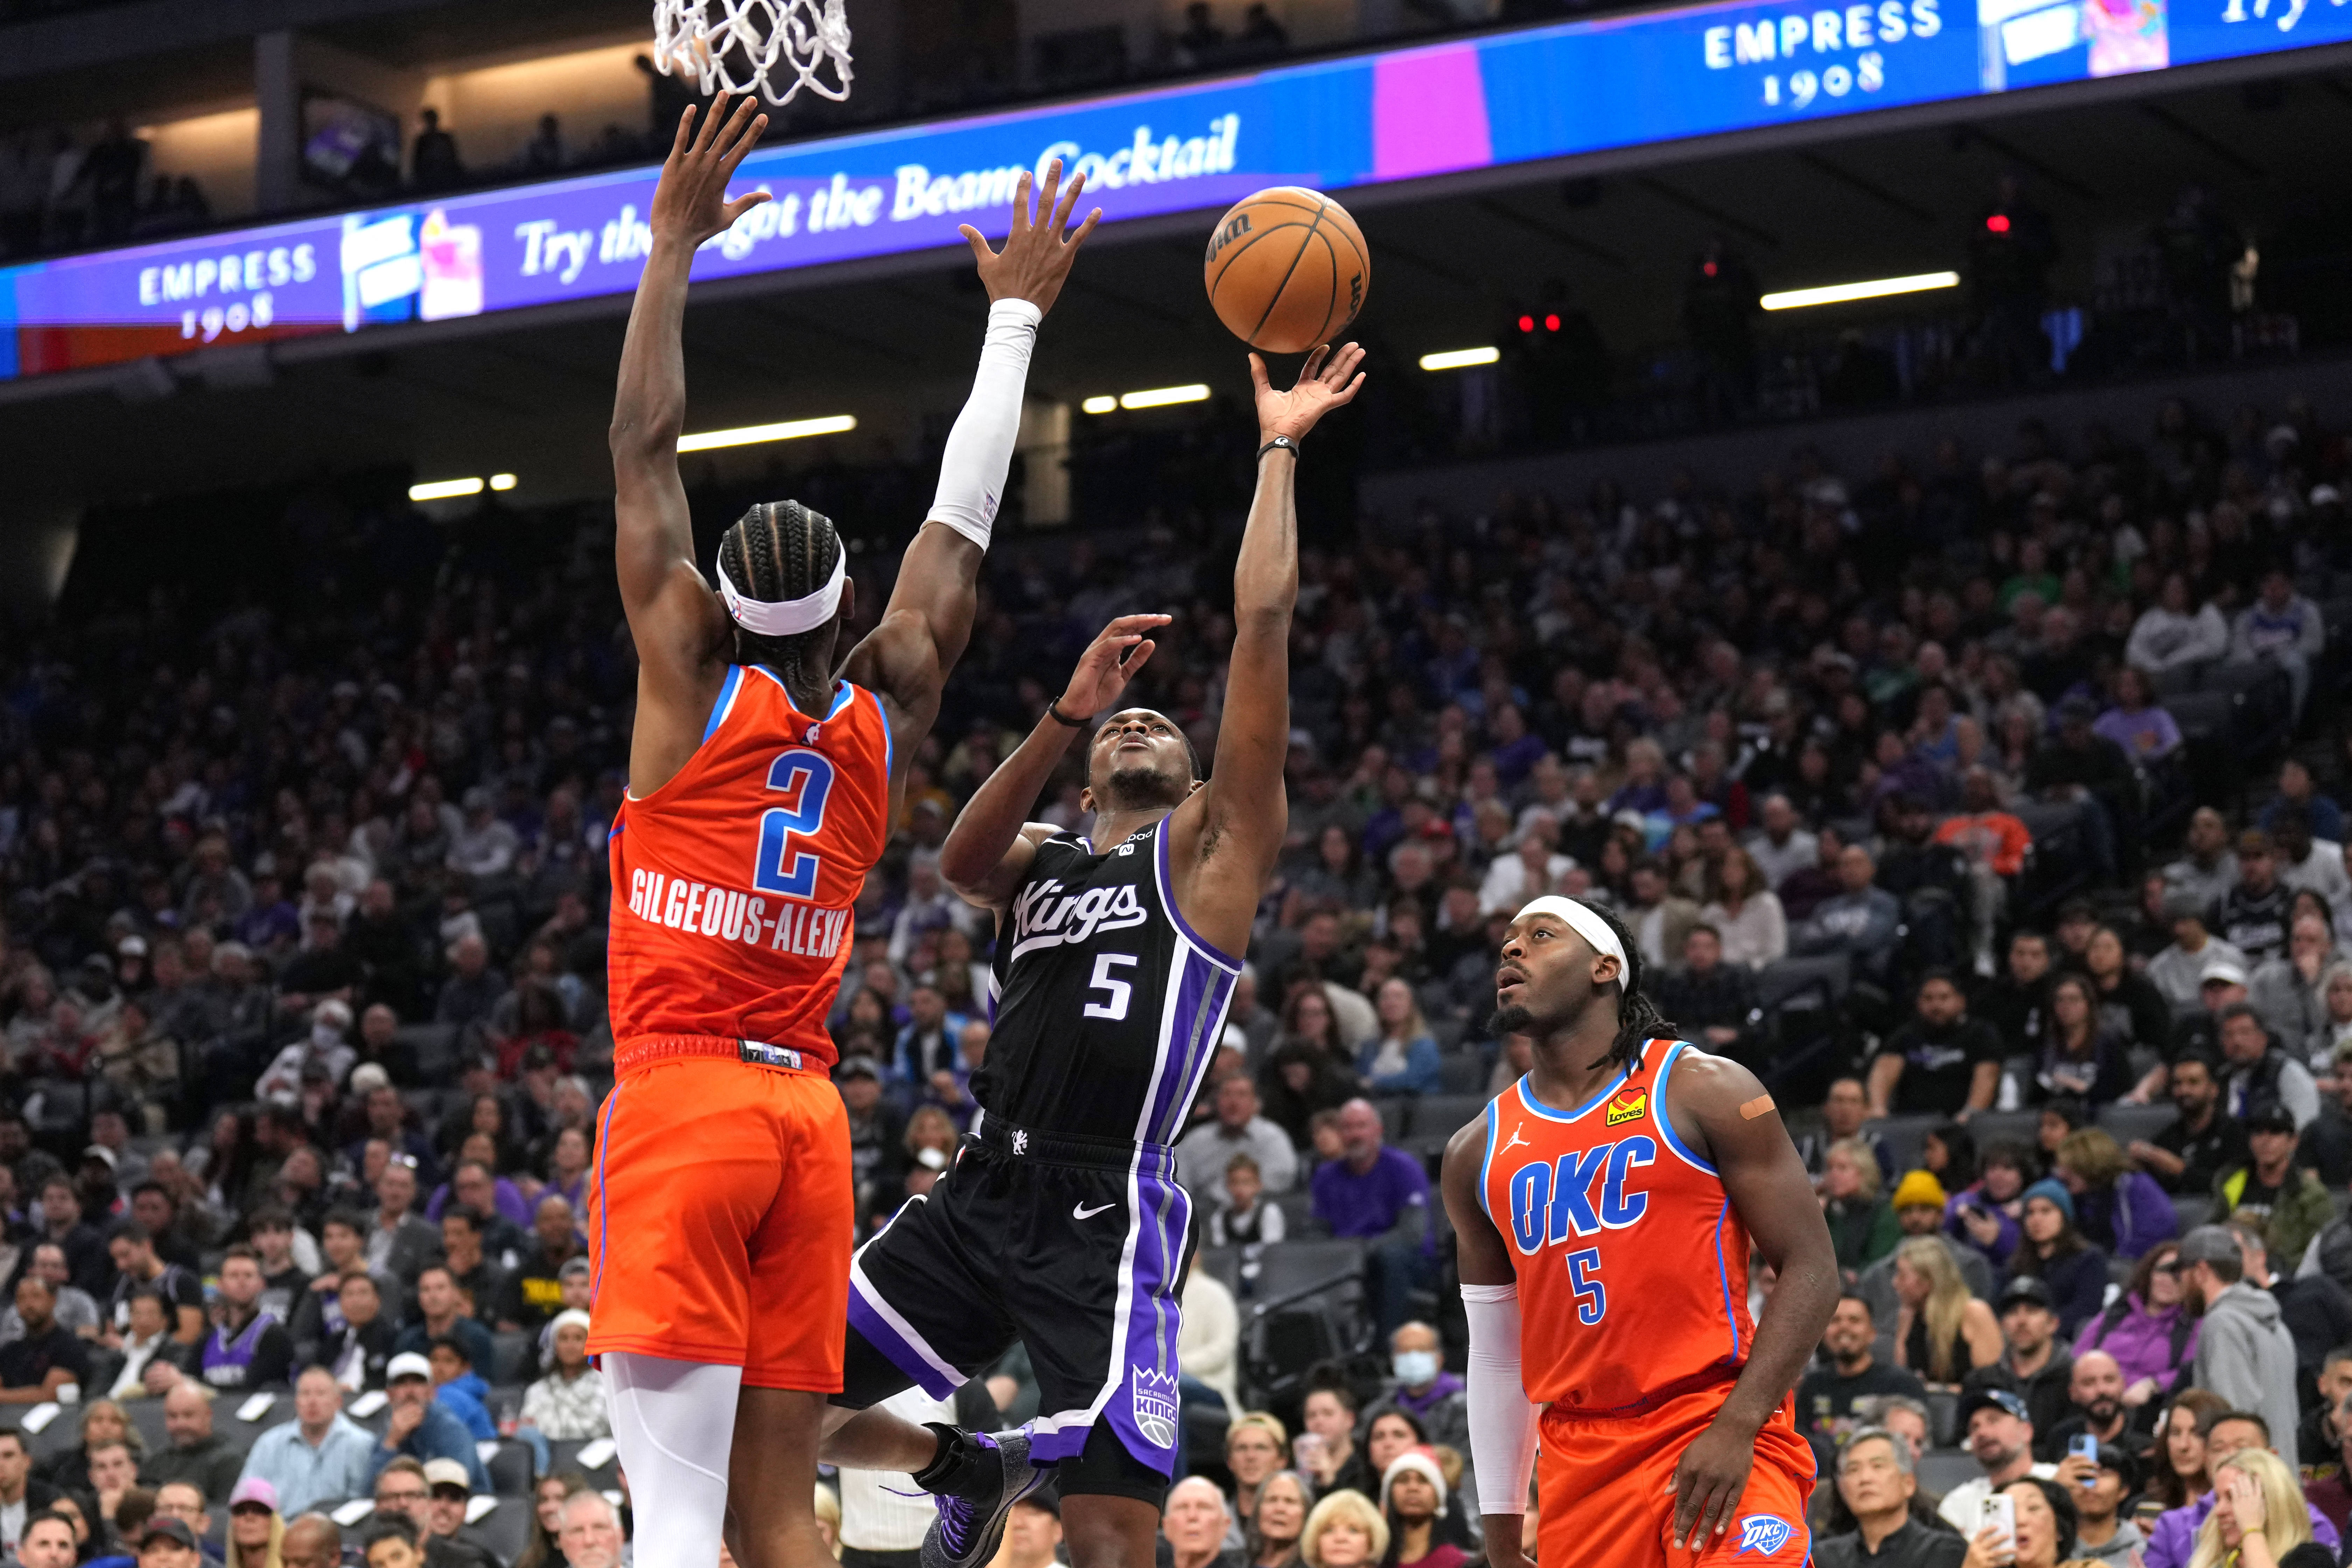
[928, 298, 1041, 552]
[1463, 1281, 1540, 1518]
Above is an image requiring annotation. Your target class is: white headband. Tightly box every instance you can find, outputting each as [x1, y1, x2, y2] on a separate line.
[1515, 895, 1629, 970]
[717, 550, 845, 638]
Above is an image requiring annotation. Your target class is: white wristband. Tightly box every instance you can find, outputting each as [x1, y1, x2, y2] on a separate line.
[1463, 1281, 1540, 1518]
[928, 298, 1041, 552]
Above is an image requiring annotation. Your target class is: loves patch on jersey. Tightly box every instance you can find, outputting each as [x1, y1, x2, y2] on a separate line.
[1604, 1088, 1647, 1126]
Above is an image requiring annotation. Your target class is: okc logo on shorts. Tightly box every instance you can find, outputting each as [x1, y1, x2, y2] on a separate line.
[1735, 1516, 1794, 1556]
[1131, 1367, 1179, 1449]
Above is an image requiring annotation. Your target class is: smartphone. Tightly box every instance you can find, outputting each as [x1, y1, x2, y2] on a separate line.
[1978, 1494, 2016, 1555]
[1293, 1432, 1324, 1469]
[2070, 1433, 2101, 1479]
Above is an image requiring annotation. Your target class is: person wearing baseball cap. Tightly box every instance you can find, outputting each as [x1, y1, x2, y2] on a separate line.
[373, 1353, 489, 1494]
[1936, 1388, 2058, 1534]
[138, 1517, 203, 1568]
[2213, 1104, 2334, 1269]
[418, 1460, 498, 1568]
[2176, 1224, 2304, 1470]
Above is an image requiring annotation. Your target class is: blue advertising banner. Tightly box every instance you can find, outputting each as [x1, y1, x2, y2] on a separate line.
[4, 0, 2345, 379]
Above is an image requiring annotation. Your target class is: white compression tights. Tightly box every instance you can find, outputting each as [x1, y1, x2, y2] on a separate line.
[604, 1352, 743, 1568]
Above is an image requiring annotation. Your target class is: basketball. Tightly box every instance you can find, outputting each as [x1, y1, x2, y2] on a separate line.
[1203, 187, 1372, 355]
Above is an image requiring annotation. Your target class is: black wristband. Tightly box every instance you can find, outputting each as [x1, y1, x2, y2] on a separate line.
[1257, 435, 1299, 463]
[1045, 702, 1087, 728]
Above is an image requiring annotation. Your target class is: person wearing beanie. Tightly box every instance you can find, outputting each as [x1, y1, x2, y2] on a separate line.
[2005, 1180, 2110, 1337]
[518, 1311, 605, 1442]
[1376, 1452, 1462, 1568]
[1855, 1171, 1998, 1338]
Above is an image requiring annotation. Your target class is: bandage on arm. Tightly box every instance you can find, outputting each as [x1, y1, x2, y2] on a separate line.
[928, 298, 1041, 551]
[1463, 1281, 1540, 1519]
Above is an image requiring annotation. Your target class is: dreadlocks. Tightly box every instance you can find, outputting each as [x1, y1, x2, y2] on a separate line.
[1580, 900, 1679, 1074]
[718, 499, 842, 696]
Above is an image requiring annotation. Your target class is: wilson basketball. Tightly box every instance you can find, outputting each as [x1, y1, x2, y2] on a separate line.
[1203, 187, 1371, 354]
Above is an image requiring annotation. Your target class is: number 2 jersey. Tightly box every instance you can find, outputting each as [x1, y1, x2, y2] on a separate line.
[606, 664, 892, 1075]
[1478, 1039, 1759, 1416]
[977, 816, 1241, 1147]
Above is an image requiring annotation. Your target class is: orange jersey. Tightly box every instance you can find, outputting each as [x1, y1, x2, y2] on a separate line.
[607, 665, 892, 1074]
[1479, 1039, 1755, 1416]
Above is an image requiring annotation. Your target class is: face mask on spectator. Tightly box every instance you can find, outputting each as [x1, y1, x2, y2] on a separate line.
[1394, 1351, 1438, 1386]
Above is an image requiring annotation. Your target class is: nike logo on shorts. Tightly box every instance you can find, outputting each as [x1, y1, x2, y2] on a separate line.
[1073, 1201, 1117, 1220]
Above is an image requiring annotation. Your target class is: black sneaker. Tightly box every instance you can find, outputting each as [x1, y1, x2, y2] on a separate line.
[920, 1430, 1046, 1568]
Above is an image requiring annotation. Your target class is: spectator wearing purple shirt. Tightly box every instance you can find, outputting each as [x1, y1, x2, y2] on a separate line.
[1311, 1099, 1433, 1337]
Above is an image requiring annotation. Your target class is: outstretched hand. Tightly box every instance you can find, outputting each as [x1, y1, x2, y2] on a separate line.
[650, 95, 770, 250]
[1061, 614, 1170, 719]
[961, 158, 1102, 316]
[1251, 342, 1367, 445]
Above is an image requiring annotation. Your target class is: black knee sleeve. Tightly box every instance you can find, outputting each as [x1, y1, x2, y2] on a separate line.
[1054, 1419, 1170, 1507]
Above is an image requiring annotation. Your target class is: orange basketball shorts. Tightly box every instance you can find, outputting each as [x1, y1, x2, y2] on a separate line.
[1538, 1388, 1817, 1568]
[585, 1052, 853, 1391]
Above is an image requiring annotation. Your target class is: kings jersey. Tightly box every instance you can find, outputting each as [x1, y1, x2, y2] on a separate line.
[1479, 1039, 1756, 1416]
[607, 665, 892, 1075]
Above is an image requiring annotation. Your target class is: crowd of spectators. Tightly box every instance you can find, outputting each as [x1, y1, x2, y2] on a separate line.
[5, 352, 2352, 1568]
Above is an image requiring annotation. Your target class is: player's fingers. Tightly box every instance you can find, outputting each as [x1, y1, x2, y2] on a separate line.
[1064, 207, 1103, 250]
[721, 111, 769, 172]
[670, 104, 699, 160]
[958, 224, 994, 265]
[1051, 169, 1088, 233]
[1125, 642, 1158, 676]
[722, 191, 772, 225]
[1035, 161, 1064, 231]
[1301, 343, 1330, 382]
[695, 94, 730, 154]
[1330, 370, 1367, 406]
[1009, 170, 1034, 232]
[1248, 353, 1272, 397]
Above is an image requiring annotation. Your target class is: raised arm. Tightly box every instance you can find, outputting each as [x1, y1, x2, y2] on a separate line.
[937, 614, 1169, 912]
[1663, 1051, 1840, 1553]
[838, 162, 1100, 798]
[610, 98, 773, 796]
[1441, 1119, 1539, 1568]
[1164, 344, 1365, 954]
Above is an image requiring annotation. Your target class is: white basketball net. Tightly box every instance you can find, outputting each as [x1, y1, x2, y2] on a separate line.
[652, 0, 855, 107]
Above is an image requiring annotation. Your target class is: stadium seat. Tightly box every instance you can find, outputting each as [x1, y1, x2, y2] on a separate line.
[1966, 1110, 2041, 1149]
[1753, 956, 1849, 1012]
[2174, 1195, 2213, 1231]
[486, 1439, 533, 1495]
[2094, 1103, 2175, 1148]
[468, 1497, 535, 1563]
[1275, 1189, 1319, 1236]
[1195, 1245, 1241, 1298]
[490, 1330, 536, 1385]
[1925, 1390, 1959, 1448]
[1250, 1239, 1365, 1304]
[548, 1437, 620, 1484]
[1406, 1094, 1488, 1142]
[2166, 690, 2239, 744]
[1437, 1049, 1489, 1096]
[1862, 1114, 1942, 1176]
[1917, 1448, 1977, 1495]
[1372, 1097, 1409, 1142]
[394, 1024, 461, 1085]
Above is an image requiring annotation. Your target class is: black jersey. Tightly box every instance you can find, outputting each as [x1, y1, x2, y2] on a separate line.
[977, 815, 1242, 1146]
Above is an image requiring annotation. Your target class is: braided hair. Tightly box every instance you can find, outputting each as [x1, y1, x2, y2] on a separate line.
[1580, 900, 1680, 1073]
[719, 499, 843, 693]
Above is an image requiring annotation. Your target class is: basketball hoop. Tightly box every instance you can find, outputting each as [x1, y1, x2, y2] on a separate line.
[651, 0, 855, 107]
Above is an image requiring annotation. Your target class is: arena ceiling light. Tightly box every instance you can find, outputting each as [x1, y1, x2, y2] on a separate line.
[1081, 396, 1118, 414]
[489, 474, 517, 491]
[1118, 384, 1211, 410]
[1759, 272, 1961, 311]
[1418, 347, 1500, 371]
[409, 477, 486, 502]
[676, 414, 858, 452]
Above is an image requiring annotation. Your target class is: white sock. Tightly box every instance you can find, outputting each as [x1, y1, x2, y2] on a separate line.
[604, 1351, 743, 1568]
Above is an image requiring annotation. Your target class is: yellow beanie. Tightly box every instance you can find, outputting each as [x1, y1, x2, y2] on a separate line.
[1891, 1170, 1948, 1211]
